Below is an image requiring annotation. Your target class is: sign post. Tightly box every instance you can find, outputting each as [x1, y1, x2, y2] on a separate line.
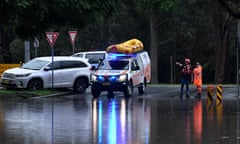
[237, 20, 240, 99]
[33, 37, 39, 57]
[45, 32, 59, 89]
[24, 41, 30, 62]
[68, 31, 77, 54]
[45, 32, 59, 144]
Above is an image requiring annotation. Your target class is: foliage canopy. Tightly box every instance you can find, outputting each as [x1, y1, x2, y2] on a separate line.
[0, 0, 239, 84]
[0, 0, 116, 39]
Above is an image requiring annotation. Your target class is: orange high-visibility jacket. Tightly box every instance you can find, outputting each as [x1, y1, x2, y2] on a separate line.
[193, 65, 202, 86]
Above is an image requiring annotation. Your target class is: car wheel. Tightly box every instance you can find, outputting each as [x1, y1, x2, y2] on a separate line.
[138, 80, 146, 94]
[28, 79, 43, 90]
[73, 78, 88, 94]
[123, 81, 133, 97]
[91, 85, 101, 98]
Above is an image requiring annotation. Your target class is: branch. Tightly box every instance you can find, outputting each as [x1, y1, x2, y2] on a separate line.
[217, 0, 240, 19]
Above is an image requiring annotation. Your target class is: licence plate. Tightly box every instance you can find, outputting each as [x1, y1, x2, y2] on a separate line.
[102, 82, 110, 86]
[2, 79, 10, 84]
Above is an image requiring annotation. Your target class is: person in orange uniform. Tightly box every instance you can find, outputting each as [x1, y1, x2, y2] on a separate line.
[193, 62, 202, 98]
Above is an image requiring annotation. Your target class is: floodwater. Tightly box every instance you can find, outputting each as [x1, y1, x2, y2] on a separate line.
[0, 90, 239, 144]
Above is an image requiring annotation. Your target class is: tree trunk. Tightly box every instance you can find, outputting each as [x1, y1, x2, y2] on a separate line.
[0, 26, 13, 63]
[213, 13, 230, 84]
[149, 12, 159, 84]
[215, 27, 229, 84]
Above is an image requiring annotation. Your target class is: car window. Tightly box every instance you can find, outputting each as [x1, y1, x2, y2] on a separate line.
[131, 60, 136, 69]
[47, 61, 61, 69]
[85, 53, 105, 64]
[140, 52, 150, 67]
[61, 61, 88, 69]
[47, 61, 88, 69]
[22, 59, 49, 70]
[72, 53, 84, 58]
[131, 60, 139, 70]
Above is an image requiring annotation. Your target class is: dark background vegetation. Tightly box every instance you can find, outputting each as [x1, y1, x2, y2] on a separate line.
[0, 0, 240, 84]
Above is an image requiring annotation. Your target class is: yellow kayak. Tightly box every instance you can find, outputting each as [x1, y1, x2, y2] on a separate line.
[106, 39, 144, 54]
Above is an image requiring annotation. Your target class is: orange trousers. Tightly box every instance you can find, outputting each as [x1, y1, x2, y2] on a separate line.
[193, 66, 202, 94]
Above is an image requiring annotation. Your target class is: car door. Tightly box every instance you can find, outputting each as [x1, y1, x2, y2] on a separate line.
[53, 61, 76, 87]
[53, 60, 90, 87]
[42, 61, 61, 88]
[131, 60, 141, 86]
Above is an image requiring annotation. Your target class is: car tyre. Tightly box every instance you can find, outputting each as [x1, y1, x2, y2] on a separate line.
[123, 81, 133, 97]
[28, 79, 43, 90]
[138, 80, 146, 94]
[73, 78, 88, 94]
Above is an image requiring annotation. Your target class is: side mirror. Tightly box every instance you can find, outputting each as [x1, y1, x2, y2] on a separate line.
[19, 61, 24, 66]
[132, 65, 140, 71]
[91, 66, 96, 71]
[44, 66, 52, 71]
[135, 66, 140, 70]
[98, 58, 103, 64]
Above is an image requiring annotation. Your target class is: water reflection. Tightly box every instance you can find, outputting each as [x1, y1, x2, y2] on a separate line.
[0, 101, 3, 126]
[193, 99, 202, 144]
[92, 97, 151, 144]
[92, 98, 102, 143]
[216, 103, 223, 126]
[120, 99, 126, 143]
[2, 99, 52, 144]
[0, 94, 240, 144]
[108, 100, 117, 144]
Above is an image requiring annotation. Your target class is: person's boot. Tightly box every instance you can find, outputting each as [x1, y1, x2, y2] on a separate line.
[186, 93, 189, 99]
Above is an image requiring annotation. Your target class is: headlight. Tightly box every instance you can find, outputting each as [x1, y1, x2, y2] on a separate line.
[118, 74, 127, 82]
[15, 73, 31, 77]
[91, 74, 97, 82]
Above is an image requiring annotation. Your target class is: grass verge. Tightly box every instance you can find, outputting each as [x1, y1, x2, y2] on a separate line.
[0, 88, 70, 98]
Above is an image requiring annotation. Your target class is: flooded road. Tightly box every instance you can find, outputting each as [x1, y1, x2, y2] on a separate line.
[0, 86, 240, 144]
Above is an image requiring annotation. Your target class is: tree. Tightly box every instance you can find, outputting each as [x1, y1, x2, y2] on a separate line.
[212, 3, 230, 83]
[0, 0, 117, 62]
[0, 26, 14, 63]
[0, 0, 20, 63]
[14, 0, 117, 39]
[135, 0, 179, 84]
[217, 0, 240, 18]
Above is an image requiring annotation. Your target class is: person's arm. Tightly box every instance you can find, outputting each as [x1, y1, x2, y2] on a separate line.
[176, 62, 183, 67]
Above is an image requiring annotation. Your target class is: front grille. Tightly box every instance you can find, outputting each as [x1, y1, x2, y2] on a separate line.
[2, 73, 15, 79]
[104, 76, 109, 81]
[1, 83, 17, 88]
[97, 75, 119, 82]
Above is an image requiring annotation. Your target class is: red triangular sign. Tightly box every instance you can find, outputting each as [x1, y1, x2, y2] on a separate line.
[68, 31, 77, 44]
[46, 32, 59, 46]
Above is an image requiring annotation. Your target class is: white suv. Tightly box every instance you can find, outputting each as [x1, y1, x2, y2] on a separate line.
[0, 56, 91, 93]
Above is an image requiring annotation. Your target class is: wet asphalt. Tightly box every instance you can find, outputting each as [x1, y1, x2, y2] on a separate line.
[0, 85, 239, 144]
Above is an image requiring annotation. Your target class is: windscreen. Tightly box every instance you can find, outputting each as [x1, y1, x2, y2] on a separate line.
[98, 60, 129, 70]
[22, 59, 49, 70]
